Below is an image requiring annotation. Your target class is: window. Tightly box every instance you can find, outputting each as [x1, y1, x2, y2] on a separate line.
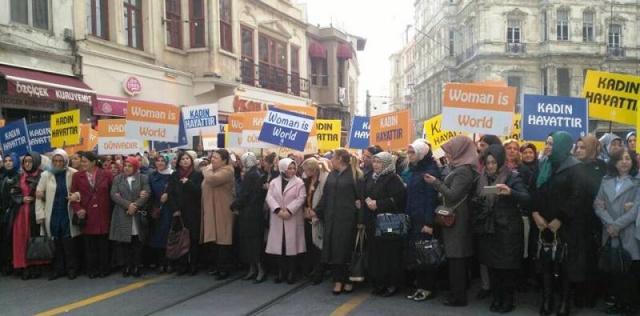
[189, 0, 205, 48]
[165, 0, 182, 49]
[507, 76, 522, 105]
[338, 60, 345, 88]
[219, 0, 232, 52]
[240, 26, 254, 84]
[557, 68, 570, 96]
[448, 29, 455, 56]
[542, 11, 548, 41]
[86, 0, 108, 39]
[557, 10, 569, 41]
[507, 19, 521, 43]
[123, 0, 143, 49]
[258, 34, 287, 93]
[541, 68, 548, 95]
[11, 0, 49, 30]
[609, 24, 621, 48]
[582, 12, 594, 42]
[311, 59, 328, 86]
[241, 27, 253, 59]
[291, 46, 299, 73]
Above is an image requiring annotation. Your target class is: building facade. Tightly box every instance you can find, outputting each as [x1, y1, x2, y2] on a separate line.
[412, 0, 640, 136]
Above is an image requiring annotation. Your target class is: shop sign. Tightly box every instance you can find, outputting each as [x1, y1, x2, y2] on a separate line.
[0, 95, 62, 112]
[7, 81, 94, 105]
[123, 76, 142, 96]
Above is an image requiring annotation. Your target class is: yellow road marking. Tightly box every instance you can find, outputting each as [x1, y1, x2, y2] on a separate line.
[329, 293, 370, 316]
[35, 275, 172, 316]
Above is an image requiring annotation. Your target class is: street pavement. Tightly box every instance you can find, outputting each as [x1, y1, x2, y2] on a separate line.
[0, 270, 607, 316]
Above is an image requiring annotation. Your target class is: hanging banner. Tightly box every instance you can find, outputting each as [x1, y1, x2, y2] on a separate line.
[0, 118, 31, 156]
[181, 103, 219, 139]
[50, 109, 80, 147]
[369, 110, 410, 151]
[126, 101, 180, 141]
[316, 120, 341, 151]
[348, 116, 370, 149]
[98, 119, 144, 155]
[442, 83, 516, 135]
[583, 70, 639, 126]
[258, 108, 314, 151]
[153, 112, 189, 152]
[423, 114, 469, 151]
[522, 95, 588, 142]
[27, 121, 51, 154]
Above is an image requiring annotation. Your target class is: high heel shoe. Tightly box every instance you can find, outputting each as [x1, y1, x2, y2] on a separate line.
[242, 271, 257, 281]
[332, 282, 343, 295]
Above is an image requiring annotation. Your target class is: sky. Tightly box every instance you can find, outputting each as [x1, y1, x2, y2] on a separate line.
[301, 0, 414, 115]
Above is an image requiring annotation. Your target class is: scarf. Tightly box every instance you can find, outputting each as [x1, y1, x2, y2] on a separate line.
[477, 145, 511, 208]
[23, 151, 42, 175]
[372, 152, 394, 182]
[278, 158, 295, 179]
[179, 166, 193, 179]
[442, 136, 478, 168]
[409, 140, 430, 161]
[598, 133, 622, 162]
[536, 131, 574, 188]
[4, 153, 20, 177]
[625, 131, 636, 149]
[242, 152, 258, 169]
[577, 135, 601, 162]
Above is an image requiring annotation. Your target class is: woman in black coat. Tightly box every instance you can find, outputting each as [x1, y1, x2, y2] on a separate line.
[363, 152, 406, 297]
[472, 145, 531, 313]
[532, 131, 587, 316]
[314, 148, 363, 295]
[0, 154, 20, 275]
[232, 152, 267, 283]
[166, 152, 203, 275]
[404, 140, 441, 301]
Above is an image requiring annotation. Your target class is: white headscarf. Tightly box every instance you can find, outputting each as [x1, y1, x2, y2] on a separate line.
[372, 152, 395, 181]
[409, 140, 430, 161]
[278, 158, 295, 179]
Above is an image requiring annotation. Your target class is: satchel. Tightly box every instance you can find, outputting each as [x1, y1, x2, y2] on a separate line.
[166, 216, 190, 260]
[71, 213, 86, 228]
[599, 236, 632, 275]
[435, 195, 468, 228]
[414, 236, 446, 269]
[349, 228, 367, 282]
[375, 213, 410, 238]
[26, 225, 55, 261]
[535, 231, 567, 263]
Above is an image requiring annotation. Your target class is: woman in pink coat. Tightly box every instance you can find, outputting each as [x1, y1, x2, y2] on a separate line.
[265, 158, 307, 284]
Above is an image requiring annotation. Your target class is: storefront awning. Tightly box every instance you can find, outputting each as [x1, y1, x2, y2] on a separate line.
[309, 42, 327, 59]
[94, 95, 128, 117]
[336, 43, 353, 59]
[0, 64, 96, 106]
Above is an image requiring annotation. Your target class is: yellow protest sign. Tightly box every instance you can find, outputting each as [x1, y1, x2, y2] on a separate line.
[583, 70, 639, 126]
[423, 114, 468, 151]
[316, 119, 341, 151]
[502, 114, 522, 141]
[51, 109, 80, 147]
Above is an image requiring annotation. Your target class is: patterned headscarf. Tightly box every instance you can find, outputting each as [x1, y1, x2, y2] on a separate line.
[242, 152, 258, 169]
[598, 133, 622, 162]
[372, 152, 395, 182]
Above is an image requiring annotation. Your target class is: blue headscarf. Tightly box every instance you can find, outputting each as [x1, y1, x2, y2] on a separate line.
[5, 153, 21, 175]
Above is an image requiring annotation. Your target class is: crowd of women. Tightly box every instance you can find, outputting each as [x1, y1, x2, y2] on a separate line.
[0, 130, 639, 316]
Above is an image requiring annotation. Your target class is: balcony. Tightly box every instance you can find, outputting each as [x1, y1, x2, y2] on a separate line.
[505, 42, 526, 54]
[607, 46, 625, 58]
[239, 60, 310, 97]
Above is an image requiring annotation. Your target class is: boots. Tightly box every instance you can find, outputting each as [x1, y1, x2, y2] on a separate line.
[540, 273, 554, 316]
[557, 283, 572, 316]
[499, 290, 515, 313]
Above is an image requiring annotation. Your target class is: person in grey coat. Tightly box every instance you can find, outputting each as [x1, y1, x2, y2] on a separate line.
[109, 156, 150, 278]
[425, 136, 479, 307]
[594, 148, 640, 315]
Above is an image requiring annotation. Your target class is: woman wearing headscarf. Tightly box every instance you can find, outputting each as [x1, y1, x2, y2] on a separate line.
[472, 145, 531, 313]
[106, 161, 121, 178]
[11, 152, 45, 280]
[314, 148, 364, 295]
[265, 158, 306, 284]
[71, 151, 113, 278]
[424, 136, 478, 307]
[533, 131, 587, 316]
[147, 154, 173, 273]
[35, 149, 79, 280]
[166, 151, 203, 276]
[593, 148, 640, 315]
[201, 149, 235, 280]
[625, 131, 637, 160]
[404, 140, 441, 302]
[572, 135, 607, 308]
[0, 153, 20, 275]
[301, 158, 330, 284]
[516, 142, 539, 292]
[233, 152, 267, 283]
[362, 145, 383, 176]
[109, 157, 150, 278]
[599, 133, 623, 163]
[363, 152, 406, 297]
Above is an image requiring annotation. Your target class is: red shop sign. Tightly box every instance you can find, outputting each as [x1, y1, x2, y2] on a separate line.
[123, 76, 142, 96]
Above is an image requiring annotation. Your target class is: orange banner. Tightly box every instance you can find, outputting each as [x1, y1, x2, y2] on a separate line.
[369, 110, 410, 151]
[443, 83, 516, 112]
[98, 119, 126, 137]
[65, 124, 98, 154]
[228, 113, 244, 133]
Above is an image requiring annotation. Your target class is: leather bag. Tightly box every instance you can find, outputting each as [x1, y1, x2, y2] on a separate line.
[374, 213, 410, 238]
[166, 216, 190, 260]
[349, 228, 367, 282]
[413, 236, 446, 269]
[598, 236, 632, 275]
[26, 225, 55, 261]
[435, 195, 468, 228]
[535, 231, 567, 264]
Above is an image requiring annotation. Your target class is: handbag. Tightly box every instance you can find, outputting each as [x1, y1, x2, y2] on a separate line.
[435, 195, 468, 228]
[535, 231, 567, 263]
[166, 216, 190, 260]
[26, 225, 55, 261]
[71, 212, 86, 228]
[349, 228, 367, 282]
[311, 221, 323, 249]
[413, 236, 446, 269]
[598, 236, 632, 275]
[375, 213, 410, 238]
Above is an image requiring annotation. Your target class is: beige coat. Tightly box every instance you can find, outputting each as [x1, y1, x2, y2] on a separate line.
[35, 168, 80, 237]
[201, 164, 236, 245]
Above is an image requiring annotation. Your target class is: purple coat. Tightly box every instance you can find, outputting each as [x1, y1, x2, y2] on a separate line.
[265, 176, 307, 256]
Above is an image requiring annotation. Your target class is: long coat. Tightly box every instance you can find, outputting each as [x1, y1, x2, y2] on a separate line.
[148, 170, 172, 248]
[315, 168, 363, 264]
[432, 164, 477, 258]
[265, 176, 307, 256]
[234, 166, 266, 238]
[474, 172, 531, 269]
[166, 169, 203, 241]
[35, 168, 80, 238]
[201, 164, 235, 245]
[109, 173, 150, 243]
[594, 175, 640, 260]
[534, 156, 589, 282]
[70, 169, 113, 235]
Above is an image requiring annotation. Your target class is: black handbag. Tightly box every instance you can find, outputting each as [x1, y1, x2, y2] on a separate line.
[166, 216, 190, 260]
[26, 225, 55, 261]
[72, 213, 86, 228]
[599, 236, 632, 275]
[375, 213, 410, 238]
[535, 231, 567, 263]
[349, 228, 367, 282]
[414, 236, 446, 269]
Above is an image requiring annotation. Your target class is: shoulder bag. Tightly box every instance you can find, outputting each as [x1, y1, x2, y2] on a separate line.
[166, 216, 190, 260]
[598, 236, 632, 275]
[26, 224, 55, 261]
[374, 198, 410, 238]
[435, 195, 468, 228]
[413, 235, 446, 270]
[349, 227, 367, 282]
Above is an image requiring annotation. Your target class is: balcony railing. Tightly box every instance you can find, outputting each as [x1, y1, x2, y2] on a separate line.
[607, 46, 625, 57]
[505, 42, 526, 53]
[239, 61, 310, 97]
[240, 58, 255, 85]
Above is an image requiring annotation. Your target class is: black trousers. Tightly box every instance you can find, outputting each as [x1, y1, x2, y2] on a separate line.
[53, 236, 78, 274]
[84, 234, 109, 275]
[207, 243, 233, 272]
[613, 260, 640, 308]
[448, 257, 468, 303]
[117, 236, 143, 268]
[488, 268, 517, 303]
[178, 239, 200, 271]
[331, 264, 350, 283]
[416, 267, 438, 292]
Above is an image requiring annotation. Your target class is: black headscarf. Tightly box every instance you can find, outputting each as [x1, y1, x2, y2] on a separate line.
[22, 151, 42, 174]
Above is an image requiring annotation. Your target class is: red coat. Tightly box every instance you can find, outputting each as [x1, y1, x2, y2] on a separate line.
[70, 169, 113, 235]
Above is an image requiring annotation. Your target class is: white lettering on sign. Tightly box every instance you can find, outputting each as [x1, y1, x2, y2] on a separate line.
[16, 82, 50, 98]
[131, 106, 167, 120]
